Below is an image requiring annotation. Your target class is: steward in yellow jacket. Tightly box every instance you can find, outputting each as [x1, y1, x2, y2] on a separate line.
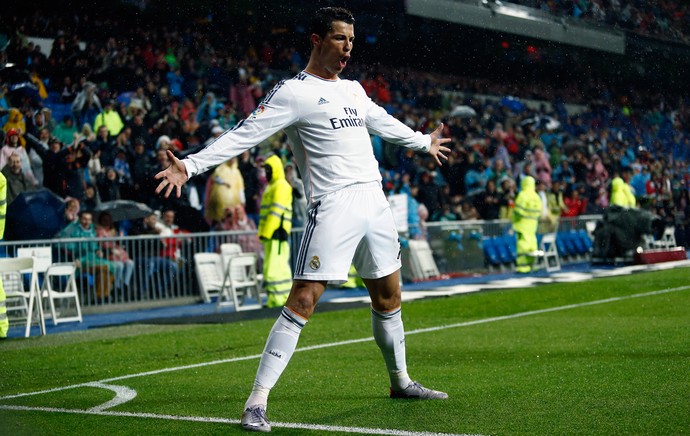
[610, 177, 636, 208]
[512, 176, 543, 273]
[258, 155, 293, 308]
[0, 172, 8, 338]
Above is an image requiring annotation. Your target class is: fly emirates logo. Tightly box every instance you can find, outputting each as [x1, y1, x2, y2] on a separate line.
[329, 107, 365, 130]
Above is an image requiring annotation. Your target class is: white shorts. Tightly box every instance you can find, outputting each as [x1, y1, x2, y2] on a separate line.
[293, 181, 401, 284]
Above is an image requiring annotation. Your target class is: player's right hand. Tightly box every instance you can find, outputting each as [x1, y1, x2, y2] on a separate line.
[155, 150, 188, 198]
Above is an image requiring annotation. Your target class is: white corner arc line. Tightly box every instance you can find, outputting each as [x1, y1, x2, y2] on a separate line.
[85, 382, 138, 412]
[2, 285, 688, 403]
[0, 405, 482, 436]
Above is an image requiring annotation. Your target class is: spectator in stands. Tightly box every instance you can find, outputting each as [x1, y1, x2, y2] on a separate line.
[1, 153, 33, 204]
[214, 205, 262, 260]
[92, 124, 117, 168]
[128, 212, 178, 297]
[58, 210, 115, 301]
[512, 176, 542, 273]
[160, 208, 191, 263]
[1, 128, 37, 186]
[562, 184, 587, 217]
[475, 179, 501, 220]
[284, 162, 307, 228]
[61, 139, 92, 201]
[53, 115, 78, 146]
[552, 158, 575, 188]
[129, 138, 153, 204]
[3, 109, 27, 146]
[498, 177, 517, 220]
[533, 147, 552, 188]
[93, 99, 124, 138]
[545, 180, 567, 231]
[204, 157, 245, 226]
[70, 81, 101, 128]
[81, 183, 101, 212]
[95, 211, 134, 295]
[417, 170, 445, 220]
[458, 198, 480, 220]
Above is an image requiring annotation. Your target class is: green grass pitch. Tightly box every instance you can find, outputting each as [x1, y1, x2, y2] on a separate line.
[1, 267, 689, 435]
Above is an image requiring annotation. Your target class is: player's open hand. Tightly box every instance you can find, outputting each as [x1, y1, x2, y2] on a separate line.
[429, 123, 451, 166]
[154, 150, 188, 198]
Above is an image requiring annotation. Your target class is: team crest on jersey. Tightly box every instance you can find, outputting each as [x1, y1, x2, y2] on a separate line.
[309, 256, 321, 270]
[249, 104, 266, 119]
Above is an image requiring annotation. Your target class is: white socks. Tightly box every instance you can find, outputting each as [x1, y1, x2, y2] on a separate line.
[371, 307, 412, 391]
[244, 307, 306, 409]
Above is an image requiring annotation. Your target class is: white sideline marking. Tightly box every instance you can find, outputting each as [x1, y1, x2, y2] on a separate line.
[1, 285, 688, 403]
[0, 405, 480, 436]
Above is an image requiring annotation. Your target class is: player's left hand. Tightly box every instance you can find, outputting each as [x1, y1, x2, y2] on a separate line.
[429, 123, 451, 166]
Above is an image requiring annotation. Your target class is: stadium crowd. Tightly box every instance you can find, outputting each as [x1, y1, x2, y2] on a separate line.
[1, 6, 689, 248]
[510, 0, 690, 43]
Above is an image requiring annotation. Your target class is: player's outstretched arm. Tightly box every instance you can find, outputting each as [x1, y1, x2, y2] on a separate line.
[429, 123, 451, 166]
[155, 150, 188, 198]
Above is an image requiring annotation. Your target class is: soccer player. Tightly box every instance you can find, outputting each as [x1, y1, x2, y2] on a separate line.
[155, 7, 451, 432]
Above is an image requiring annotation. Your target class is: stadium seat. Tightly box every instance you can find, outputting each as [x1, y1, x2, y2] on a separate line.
[483, 238, 501, 266]
[41, 262, 83, 325]
[539, 233, 561, 272]
[193, 252, 225, 303]
[494, 236, 513, 264]
[556, 232, 570, 256]
[216, 252, 262, 311]
[0, 257, 45, 337]
[577, 229, 593, 252]
[504, 234, 517, 261]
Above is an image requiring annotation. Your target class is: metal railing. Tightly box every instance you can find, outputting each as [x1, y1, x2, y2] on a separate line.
[0, 215, 602, 309]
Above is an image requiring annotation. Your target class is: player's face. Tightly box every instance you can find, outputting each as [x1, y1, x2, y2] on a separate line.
[315, 20, 354, 79]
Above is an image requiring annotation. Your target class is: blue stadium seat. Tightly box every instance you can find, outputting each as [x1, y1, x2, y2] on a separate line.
[555, 233, 569, 256]
[494, 236, 513, 263]
[570, 230, 587, 254]
[577, 229, 593, 252]
[483, 237, 501, 266]
[504, 234, 517, 260]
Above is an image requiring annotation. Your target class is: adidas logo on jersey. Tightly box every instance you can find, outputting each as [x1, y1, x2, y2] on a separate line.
[317, 97, 329, 105]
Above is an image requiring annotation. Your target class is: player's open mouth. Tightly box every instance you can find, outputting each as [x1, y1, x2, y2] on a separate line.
[340, 56, 350, 68]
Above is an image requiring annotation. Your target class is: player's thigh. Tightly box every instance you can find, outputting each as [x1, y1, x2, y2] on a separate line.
[353, 190, 402, 280]
[293, 192, 367, 282]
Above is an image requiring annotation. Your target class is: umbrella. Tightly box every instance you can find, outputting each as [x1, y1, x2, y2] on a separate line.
[5, 189, 66, 241]
[94, 200, 153, 222]
[449, 105, 477, 118]
[520, 115, 561, 131]
[500, 96, 526, 113]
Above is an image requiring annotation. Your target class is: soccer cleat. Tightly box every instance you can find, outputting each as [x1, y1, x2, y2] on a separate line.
[241, 405, 271, 432]
[390, 381, 449, 400]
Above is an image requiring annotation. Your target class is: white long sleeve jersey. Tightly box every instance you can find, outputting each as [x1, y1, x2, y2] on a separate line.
[183, 71, 431, 203]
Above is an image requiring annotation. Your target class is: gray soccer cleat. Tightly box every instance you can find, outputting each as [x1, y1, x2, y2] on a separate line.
[241, 405, 271, 432]
[390, 381, 449, 400]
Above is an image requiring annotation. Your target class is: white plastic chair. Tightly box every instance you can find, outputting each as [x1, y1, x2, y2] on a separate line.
[220, 242, 242, 265]
[539, 233, 561, 272]
[194, 252, 225, 303]
[16, 247, 53, 274]
[651, 227, 676, 249]
[0, 257, 45, 337]
[407, 239, 440, 280]
[217, 252, 262, 311]
[41, 262, 83, 325]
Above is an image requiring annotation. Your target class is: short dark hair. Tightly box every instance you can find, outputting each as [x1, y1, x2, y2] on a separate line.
[310, 7, 354, 39]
